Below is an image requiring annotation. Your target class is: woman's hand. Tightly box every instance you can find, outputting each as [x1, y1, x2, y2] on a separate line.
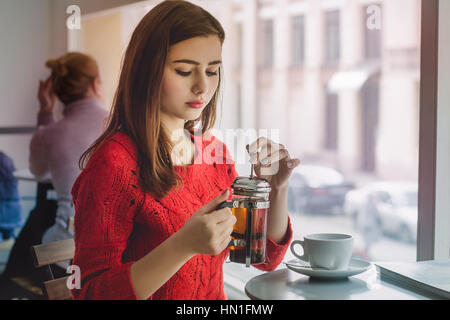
[246, 137, 301, 190]
[177, 189, 236, 256]
[37, 76, 57, 114]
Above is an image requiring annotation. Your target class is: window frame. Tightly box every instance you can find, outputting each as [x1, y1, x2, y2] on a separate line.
[417, 0, 450, 261]
[324, 9, 341, 65]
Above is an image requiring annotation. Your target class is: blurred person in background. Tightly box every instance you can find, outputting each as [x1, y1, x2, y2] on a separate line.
[0, 151, 22, 242]
[2, 52, 108, 283]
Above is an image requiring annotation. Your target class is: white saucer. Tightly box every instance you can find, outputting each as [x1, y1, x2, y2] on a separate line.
[284, 258, 372, 279]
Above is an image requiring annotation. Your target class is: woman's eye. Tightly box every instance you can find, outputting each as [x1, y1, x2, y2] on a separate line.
[176, 70, 191, 76]
[175, 70, 218, 77]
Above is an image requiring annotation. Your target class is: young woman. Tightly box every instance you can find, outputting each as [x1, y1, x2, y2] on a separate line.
[71, 0, 300, 300]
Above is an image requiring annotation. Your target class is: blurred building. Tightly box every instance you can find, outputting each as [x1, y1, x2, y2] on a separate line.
[228, 0, 421, 181]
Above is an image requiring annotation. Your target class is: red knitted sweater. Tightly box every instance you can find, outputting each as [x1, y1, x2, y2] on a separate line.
[70, 131, 293, 300]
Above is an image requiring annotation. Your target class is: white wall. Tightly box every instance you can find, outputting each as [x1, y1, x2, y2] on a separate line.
[0, 0, 53, 169]
[0, 0, 142, 202]
[50, 0, 144, 56]
[0, 0, 53, 211]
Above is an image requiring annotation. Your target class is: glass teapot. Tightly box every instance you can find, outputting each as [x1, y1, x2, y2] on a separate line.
[216, 167, 271, 267]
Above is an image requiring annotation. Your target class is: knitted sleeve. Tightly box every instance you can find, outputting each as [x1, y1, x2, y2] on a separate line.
[254, 216, 293, 272]
[70, 147, 143, 300]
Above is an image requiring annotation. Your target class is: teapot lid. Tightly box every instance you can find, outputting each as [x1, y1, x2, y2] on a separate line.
[231, 176, 271, 196]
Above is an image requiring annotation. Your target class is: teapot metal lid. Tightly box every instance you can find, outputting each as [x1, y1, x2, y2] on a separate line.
[231, 176, 271, 198]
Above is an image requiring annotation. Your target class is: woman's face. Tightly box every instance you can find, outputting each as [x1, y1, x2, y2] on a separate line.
[160, 35, 222, 132]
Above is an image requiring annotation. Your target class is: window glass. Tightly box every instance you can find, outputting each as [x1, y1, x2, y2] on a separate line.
[295, 165, 344, 186]
[325, 10, 340, 64]
[292, 15, 305, 66]
[262, 19, 274, 67]
[226, 0, 420, 265]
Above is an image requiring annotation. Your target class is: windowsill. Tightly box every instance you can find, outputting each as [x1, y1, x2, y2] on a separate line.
[222, 260, 286, 300]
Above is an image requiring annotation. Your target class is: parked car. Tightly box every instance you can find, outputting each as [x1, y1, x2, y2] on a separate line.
[344, 181, 418, 243]
[287, 165, 355, 215]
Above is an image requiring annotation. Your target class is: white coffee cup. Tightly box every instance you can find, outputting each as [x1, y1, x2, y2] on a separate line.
[290, 233, 353, 270]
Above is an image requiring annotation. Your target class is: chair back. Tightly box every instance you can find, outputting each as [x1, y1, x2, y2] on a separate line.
[30, 238, 75, 300]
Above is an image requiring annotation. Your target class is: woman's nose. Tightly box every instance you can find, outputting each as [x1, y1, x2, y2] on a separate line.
[192, 74, 207, 95]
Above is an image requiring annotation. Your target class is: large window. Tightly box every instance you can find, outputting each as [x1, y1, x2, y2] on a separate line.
[292, 15, 305, 66]
[261, 19, 274, 68]
[217, 1, 423, 297]
[325, 9, 340, 65]
[228, 0, 421, 266]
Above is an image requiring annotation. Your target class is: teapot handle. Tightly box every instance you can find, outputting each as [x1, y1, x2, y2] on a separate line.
[216, 201, 235, 248]
[216, 201, 233, 210]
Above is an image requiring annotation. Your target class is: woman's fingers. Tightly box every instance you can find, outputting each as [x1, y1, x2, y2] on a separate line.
[218, 234, 232, 252]
[286, 158, 301, 169]
[217, 223, 234, 240]
[209, 208, 233, 224]
[252, 148, 290, 167]
[249, 144, 288, 166]
[45, 78, 54, 95]
[247, 137, 284, 154]
[246, 137, 269, 154]
[216, 210, 236, 228]
[248, 138, 284, 165]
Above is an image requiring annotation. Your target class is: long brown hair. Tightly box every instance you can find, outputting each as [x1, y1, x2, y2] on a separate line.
[46, 52, 99, 105]
[80, 0, 225, 198]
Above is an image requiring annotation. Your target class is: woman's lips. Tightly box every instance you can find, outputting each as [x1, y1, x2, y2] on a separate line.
[186, 102, 204, 109]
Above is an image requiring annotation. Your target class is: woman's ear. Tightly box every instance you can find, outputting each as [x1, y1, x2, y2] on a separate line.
[92, 76, 101, 95]
[92, 76, 105, 102]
